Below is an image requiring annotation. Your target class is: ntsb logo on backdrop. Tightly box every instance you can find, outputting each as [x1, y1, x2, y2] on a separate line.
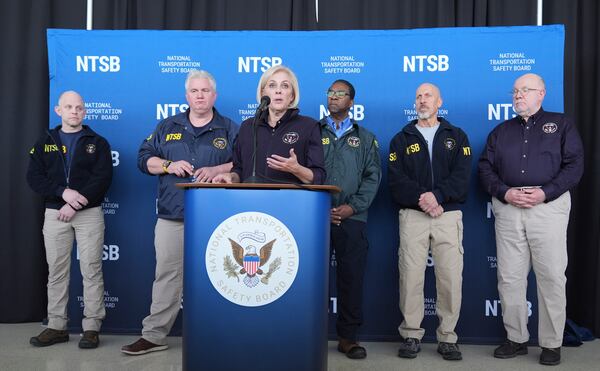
[319, 105, 365, 121]
[206, 212, 299, 307]
[76, 56, 120, 72]
[238, 57, 282, 73]
[403, 55, 449, 72]
[156, 103, 189, 120]
[486, 299, 533, 317]
[488, 103, 516, 121]
[77, 244, 120, 261]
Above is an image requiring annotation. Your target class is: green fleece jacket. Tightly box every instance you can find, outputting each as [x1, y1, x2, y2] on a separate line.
[320, 118, 382, 222]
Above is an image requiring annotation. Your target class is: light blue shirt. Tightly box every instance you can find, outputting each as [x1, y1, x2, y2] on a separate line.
[326, 116, 353, 138]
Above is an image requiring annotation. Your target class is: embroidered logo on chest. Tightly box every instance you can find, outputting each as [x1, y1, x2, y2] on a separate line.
[86, 144, 96, 154]
[282, 132, 299, 144]
[347, 136, 361, 148]
[444, 138, 456, 150]
[213, 137, 227, 149]
[542, 122, 558, 134]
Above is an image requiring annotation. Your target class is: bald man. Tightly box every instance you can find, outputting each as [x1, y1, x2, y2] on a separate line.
[479, 73, 584, 366]
[27, 91, 113, 349]
[388, 83, 472, 361]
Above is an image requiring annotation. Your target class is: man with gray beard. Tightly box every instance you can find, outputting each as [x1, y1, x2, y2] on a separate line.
[388, 83, 472, 361]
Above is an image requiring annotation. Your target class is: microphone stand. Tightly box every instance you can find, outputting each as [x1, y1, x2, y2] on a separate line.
[244, 99, 268, 183]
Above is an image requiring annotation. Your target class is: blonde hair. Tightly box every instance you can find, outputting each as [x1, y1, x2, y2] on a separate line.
[256, 65, 300, 108]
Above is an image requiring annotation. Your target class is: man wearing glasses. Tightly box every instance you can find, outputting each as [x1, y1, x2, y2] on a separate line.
[320, 79, 381, 359]
[479, 73, 584, 366]
[388, 83, 471, 361]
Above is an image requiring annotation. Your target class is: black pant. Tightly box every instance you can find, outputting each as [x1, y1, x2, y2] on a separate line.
[331, 219, 369, 342]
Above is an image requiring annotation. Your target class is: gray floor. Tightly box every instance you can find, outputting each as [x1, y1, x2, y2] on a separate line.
[1, 323, 598, 371]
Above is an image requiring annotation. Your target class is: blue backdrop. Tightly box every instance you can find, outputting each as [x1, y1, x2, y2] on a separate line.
[46, 25, 564, 343]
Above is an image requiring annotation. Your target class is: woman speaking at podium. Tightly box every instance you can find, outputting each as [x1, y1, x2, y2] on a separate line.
[213, 65, 325, 184]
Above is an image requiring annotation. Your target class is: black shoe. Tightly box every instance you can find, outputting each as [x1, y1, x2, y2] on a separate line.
[540, 347, 561, 366]
[397, 337, 420, 359]
[337, 338, 367, 359]
[438, 342, 462, 361]
[30, 328, 69, 347]
[78, 331, 99, 349]
[493, 339, 528, 358]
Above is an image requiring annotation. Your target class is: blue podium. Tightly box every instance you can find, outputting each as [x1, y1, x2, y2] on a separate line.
[180, 183, 338, 371]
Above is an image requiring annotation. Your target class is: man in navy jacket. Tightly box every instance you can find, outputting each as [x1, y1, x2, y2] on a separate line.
[389, 83, 471, 361]
[27, 91, 113, 349]
[122, 70, 238, 356]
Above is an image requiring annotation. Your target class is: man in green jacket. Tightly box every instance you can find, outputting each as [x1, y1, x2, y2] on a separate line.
[320, 79, 382, 360]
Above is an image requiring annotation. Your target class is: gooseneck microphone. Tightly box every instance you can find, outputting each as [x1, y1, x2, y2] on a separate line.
[245, 96, 270, 183]
[256, 95, 270, 112]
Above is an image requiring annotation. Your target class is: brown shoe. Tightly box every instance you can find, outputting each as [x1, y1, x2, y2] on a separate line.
[337, 338, 367, 359]
[30, 328, 69, 347]
[121, 338, 168, 355]
[79, 331, 99, 349]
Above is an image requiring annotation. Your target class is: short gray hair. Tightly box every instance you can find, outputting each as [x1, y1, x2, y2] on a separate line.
[185, 69, 217, 91]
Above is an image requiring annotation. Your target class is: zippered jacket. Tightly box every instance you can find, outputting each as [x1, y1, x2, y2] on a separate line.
[320, 118, 382, 222]
[27, 125, 113, 209]
[138, 108, 238, 219]
[388, 117, 472, 211]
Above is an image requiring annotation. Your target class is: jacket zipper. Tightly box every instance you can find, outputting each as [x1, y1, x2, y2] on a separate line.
[48, 129, 86, 187]
[48, 130, 70, 186]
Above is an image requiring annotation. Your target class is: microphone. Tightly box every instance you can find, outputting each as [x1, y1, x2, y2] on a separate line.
[257, 95, 270, 112]
[244, 96, 270, 183]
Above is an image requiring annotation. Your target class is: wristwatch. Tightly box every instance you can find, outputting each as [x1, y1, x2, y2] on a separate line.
[162, 160, 172, 173]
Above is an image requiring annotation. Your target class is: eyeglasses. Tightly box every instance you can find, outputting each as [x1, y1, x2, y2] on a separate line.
[327, 90, 351, 98]
[510, 87, 540, 96]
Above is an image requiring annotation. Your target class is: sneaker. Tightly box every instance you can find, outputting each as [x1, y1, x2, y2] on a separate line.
[539, 347, 561, 366]
[437, 342, 462, 361]
[121, 338, 168, 355]
[337, 338, 367, 359]
[493, 339, 528, 359]
[397, 337, 420, 359]
[30, 328, 69, 347]
[78, 331, 99, 349]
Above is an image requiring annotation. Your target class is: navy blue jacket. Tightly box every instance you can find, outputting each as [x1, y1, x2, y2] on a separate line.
[138, 108, 238, 219]
[388, 118, 472, 211]
[27, 125, 113, 209]
[232, 108, 325, 184]
[479, 108, 584, 202]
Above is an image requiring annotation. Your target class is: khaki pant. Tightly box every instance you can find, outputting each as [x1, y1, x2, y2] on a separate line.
[492, 192, 570, 348]
[43, 206, 105, 331]
[141, 218, 184, 345]
[397, 209, 464, 343]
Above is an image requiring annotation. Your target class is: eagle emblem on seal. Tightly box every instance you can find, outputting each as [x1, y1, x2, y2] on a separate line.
[228, 238, 277, 287]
